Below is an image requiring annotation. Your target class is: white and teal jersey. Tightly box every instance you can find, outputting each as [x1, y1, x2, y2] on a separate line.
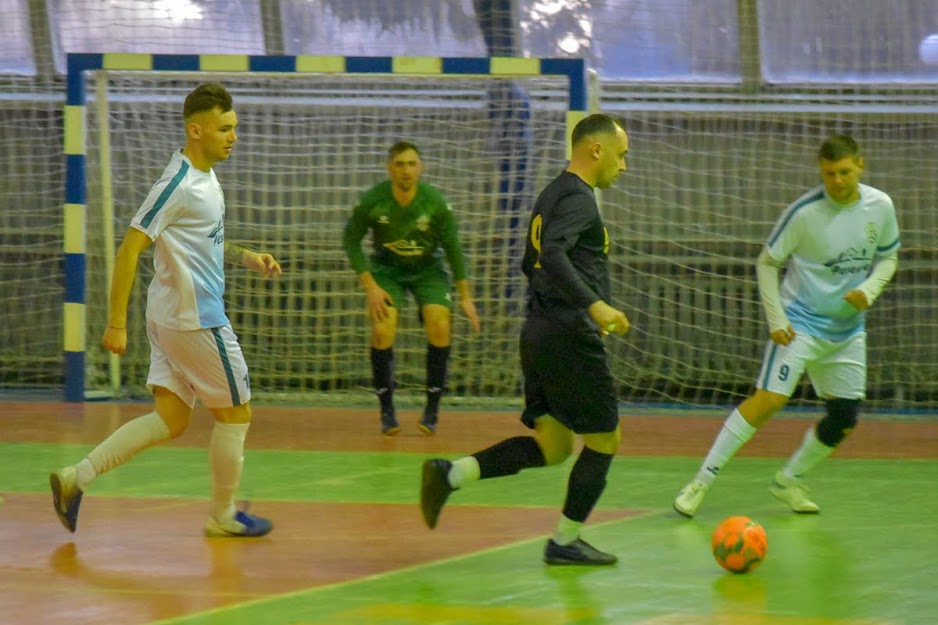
[130, 149, 229, 330]
[766, 183, 900, 342]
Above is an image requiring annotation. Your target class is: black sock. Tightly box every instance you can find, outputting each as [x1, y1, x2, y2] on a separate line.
[562, 447, 614, 523]
[425, 344, 450, 415]
[472, 436, 546, 480]
[371, 347, 394, 412]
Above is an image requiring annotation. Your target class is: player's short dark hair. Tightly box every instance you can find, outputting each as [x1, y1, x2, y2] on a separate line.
[571, 114, 624, 147]
[388, 141, 421, 160]
[183, 83, 233, 120]
[818, 135, 861, 162]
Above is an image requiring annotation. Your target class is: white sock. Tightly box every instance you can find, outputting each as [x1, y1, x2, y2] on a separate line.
[75, 459, 96, 489]
[209, 421, 250, 522]
[447, 456, 480, 488]
[695, 408, 757, 486]
[553, 515, 583, 546]
[781, 425, 834, 479]
[81, 411, 171, 489]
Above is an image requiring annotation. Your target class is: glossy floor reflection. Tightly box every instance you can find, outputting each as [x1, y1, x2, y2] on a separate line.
[0, 401, 935, 625]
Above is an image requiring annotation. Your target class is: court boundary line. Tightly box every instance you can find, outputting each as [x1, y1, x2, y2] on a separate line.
[147, 508, 662, 625]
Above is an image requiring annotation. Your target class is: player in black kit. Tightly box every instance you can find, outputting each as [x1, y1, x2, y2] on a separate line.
[419, 114, 631, 565]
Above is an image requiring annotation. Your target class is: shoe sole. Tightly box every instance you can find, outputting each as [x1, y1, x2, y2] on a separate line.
[544, 558, 617, 566]
[204, 525, 274, 538]
[382, 426, 401, 436]
[769, 486, 820, 514]
[420, 460, 452, 529]
[416, 423, 435, 436]
[673, 503, 695, 519]
[49, 473, 78, 533]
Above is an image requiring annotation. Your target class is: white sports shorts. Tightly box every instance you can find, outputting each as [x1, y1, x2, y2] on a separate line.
[146, 320, 251, 408]
[755, 331, 866, 400]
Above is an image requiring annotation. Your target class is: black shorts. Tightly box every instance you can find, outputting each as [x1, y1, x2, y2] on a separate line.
[519, 316, 619, 434]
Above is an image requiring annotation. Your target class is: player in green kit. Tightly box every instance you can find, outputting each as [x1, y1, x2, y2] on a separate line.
[343, 142, 480, 435]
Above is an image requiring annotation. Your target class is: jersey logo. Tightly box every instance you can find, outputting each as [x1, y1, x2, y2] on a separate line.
[416, 215, 430, 232]
[824, 247, 872, 276]
[383, 239, 424, 256]
[377, 215, 390, 224]
[208, 219, 225, 246]
[866, 222, 878, 245]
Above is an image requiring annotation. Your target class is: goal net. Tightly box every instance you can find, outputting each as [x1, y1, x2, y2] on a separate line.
[70, 57, 938, 412]
[77, 59, 576, 405]
[595, 103, 938, 410]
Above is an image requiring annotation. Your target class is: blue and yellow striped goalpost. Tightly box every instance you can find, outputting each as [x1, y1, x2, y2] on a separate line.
[63, 53, 587, 402]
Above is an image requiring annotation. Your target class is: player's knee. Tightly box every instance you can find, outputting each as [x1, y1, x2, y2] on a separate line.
[816, 398, 859, 447]
[212, 402, 252, 425]
[541, 436, 574, 466]
[371, 325, 396, 348]
[582, 429, 621, 456]
[742, 390, 789, 427]
[424, 318, 451, 344]
[160, 412, 190, 438]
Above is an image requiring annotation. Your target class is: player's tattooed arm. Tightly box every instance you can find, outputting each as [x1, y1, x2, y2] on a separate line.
[224, 241, 249, 265]
[225, 241, 283, 278]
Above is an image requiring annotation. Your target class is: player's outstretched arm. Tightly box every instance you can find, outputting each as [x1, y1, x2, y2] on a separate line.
[102, 227, 152, 355]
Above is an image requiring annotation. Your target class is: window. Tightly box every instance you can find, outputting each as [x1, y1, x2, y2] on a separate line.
[0, 0, 35, 75]
[759, 0, 938, 84]
[280, 0, 487, 57]
[47, 0, 265, 74]
[520, 0, 741, 82]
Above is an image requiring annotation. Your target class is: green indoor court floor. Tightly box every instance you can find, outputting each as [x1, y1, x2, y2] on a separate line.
[1, 402, 935, 625]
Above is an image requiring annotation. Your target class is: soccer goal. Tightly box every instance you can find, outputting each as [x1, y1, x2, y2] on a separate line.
[64, 54, 586, 403]
[65, 54, 938, 412]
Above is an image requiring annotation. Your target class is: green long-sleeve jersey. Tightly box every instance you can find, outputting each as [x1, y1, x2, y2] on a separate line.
[343, 180, 468, 280]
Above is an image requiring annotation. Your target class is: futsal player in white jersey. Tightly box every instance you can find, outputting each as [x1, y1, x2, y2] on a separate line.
[674, 135, 900, 517]
[50, 83, 282, 537]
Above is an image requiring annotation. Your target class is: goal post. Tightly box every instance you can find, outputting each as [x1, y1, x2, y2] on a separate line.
[63, 53, 587, 402]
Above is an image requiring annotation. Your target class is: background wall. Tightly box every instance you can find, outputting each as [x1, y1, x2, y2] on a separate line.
[1, 0, 936, 410]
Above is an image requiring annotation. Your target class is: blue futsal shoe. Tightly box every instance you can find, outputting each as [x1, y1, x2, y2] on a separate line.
[204, 509, 274, 537]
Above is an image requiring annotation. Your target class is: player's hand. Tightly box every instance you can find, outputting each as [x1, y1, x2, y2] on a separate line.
[366, 286, 393, 322]
[244, 251, 282, 279]
[588, 301, 630, 336]
[461, 298, 481, 332]
[102, 325, 128, 355]
[844, 289, 870, 311]
[770, 325, 795, 346]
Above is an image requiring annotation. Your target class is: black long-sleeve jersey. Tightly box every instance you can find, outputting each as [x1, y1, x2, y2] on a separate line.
[521, 170, 611, 331]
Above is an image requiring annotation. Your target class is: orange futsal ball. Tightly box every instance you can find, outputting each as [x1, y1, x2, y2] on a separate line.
[711, 516, 767, 574]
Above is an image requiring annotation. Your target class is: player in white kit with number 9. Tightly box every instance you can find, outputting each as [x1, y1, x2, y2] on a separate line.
[674, 135, 900, 517]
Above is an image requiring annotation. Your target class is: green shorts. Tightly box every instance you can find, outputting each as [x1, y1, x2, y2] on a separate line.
[372, 262, 453, 310]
